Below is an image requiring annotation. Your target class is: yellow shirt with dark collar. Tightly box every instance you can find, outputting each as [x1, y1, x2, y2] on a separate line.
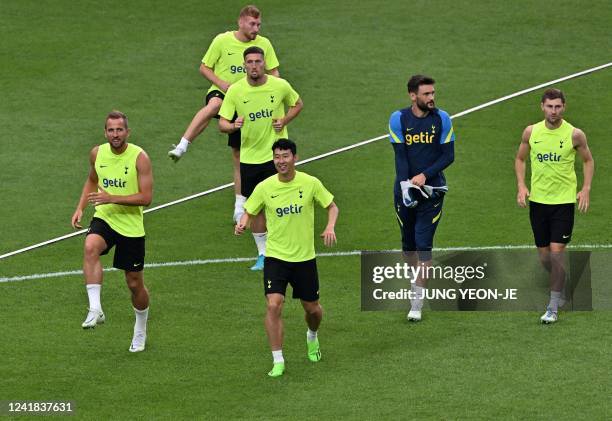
[245, 171, 333, 262]
[93, 143, 145, 237]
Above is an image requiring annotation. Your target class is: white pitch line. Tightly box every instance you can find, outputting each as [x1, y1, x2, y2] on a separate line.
[2, 244, 611, 283]
[1, 61, 611, 261]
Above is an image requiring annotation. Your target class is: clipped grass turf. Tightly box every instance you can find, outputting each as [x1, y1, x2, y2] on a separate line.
[1, 0, 611, 419]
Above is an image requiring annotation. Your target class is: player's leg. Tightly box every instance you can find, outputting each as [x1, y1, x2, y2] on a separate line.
[241, 162, 275, 270]
[125, 271, 150, 352]
[230, 141, 245, 223]
[250, 212, 267, 269]
[530, 202, 562, 323]
[396, 196, 421, 320]
[263, 258, 289, 377]
[541, 204, 575, 323]
[81, 219, 113, 328]
[115, 235, 149, 351]
[409, 196, 444, 321]
[265, 293, 285, 377]
[169, 93, 223, 161]
[293, 259, 322, 362]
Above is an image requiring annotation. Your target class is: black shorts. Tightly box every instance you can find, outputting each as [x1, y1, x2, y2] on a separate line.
[205, 90, 241, 149]
[529, 202, 575, 247]
[240, 160, 276, 197]
[263, 257, 320, 302]
[87, 217, 145, 272]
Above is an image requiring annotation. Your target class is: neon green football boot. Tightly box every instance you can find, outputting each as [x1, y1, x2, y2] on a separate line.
[307, 338, 321, 362]
[268, 362, 285, 377]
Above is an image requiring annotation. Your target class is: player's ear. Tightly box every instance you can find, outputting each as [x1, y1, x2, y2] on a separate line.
[294, 154, 299, 162]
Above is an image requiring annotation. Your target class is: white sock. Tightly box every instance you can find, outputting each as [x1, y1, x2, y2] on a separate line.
[272, 349, 284, 364]
[253, 232, 267, 256]
[134, 307, 149, 333]
[235, 194, 246, 209]
[307, 329, 318, 342]
[411, 284, 424, 311]
[178, 137, 191, 152]
[86, 284, 102, 311]
[549, 291, 561, 312]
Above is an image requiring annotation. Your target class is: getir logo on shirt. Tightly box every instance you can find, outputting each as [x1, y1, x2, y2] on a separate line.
[249, 108, 274, 121]
[102, 178, 127, 188]
[536, 152, 562, 162]
[405, 126, 436, 146]
[275, 204, 303, 217]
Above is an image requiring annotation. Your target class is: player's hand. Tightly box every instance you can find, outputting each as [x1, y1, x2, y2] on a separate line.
[234, 116, 244, 130]
[71, 209, 83, 229]
[321, 227, 337, 247]
[88, 189, 113, 206]
[410, 173, 426, 187]
[517, 185, 530, 207]
[235, 213, 249, 235]
[577, 188, 590, 213]
[272, 118, 285, 133]
[234, 223, 245, 235]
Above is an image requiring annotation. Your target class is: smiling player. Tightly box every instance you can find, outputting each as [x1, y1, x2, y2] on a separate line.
[235, 139, 338, 377]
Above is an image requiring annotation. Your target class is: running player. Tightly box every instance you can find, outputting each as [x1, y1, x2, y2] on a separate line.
[515, 88, 594, 324]
[388, 75, 455, 322]
[235, 138, 338, 377]
[220, 46, 303, 270]
[71, 111, 153, 352]
[169, 5, 280, 223]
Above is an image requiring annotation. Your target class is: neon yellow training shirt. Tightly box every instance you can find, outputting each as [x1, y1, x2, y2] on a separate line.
[529, 119, 577, 205]
[219, 76, 300, 164]
[245, 171, 334, 262]
[93, 143, 145, 237]
[202, 31, 279, 93]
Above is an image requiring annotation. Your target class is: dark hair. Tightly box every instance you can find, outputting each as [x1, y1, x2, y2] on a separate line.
[105, 110, 128, 129]
[243, 46, 264, 59]
[541, 88, 565, 104]
[272, 138, 297, 155]
[407, 75, 435, 93]
[239, 5, 260, 19]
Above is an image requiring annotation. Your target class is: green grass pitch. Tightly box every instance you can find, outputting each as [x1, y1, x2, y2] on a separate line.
[1, 0, 611, 419]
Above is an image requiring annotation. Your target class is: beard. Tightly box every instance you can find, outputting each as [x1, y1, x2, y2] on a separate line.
[416, 98, 435, 113]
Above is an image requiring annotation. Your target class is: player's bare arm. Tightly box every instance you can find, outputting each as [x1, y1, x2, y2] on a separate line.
[235, 212, 252, 235]
[320, 202, 339, 247]
[273, 98, 303, 132]
[88, 151, 153, 207]
[200, 63, 231, 93]
[267, 67, 280, 77]
[573, 127, 594, 213]
[515, 125, 533, 207]
[72, 146, 100, 229]
[219, 116, 244, 133]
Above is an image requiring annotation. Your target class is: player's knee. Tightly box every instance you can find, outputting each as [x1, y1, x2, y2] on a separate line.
[266, 300, 283, 316]
[83, 242, 102, 260]
[125, 272, 144, 291]
[206, 101, 222, 115]
[303, 301, 321, 316]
